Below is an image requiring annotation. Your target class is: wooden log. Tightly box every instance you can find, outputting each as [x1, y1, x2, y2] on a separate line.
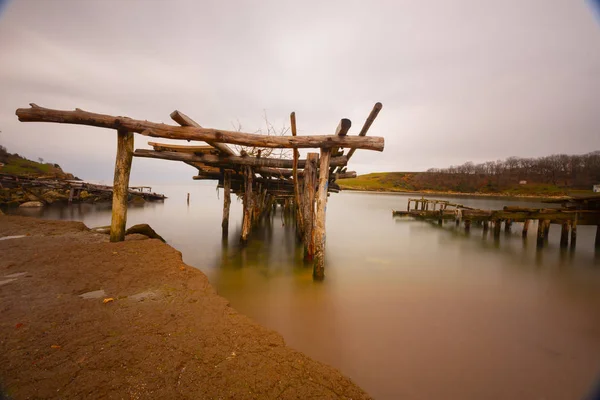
[290, 112, 304, 239]
[536, 219, 544, 248]
[134, 148, 348, 169]
[570, 213, 577, 249]
[543, 219, 551, 240]
[313, 148, 331, 280]
[303, 153, 318, 261]
[68, 187, 75, 204]
[464, 219, 471, 233]
[110, 129, 134, 242]
[240, 167, 253, 244]
[560, 221, 569, 248]
[222, 171, 231, 240]
[595, 225, 600, 250]
[329, 118, 352, 175]
[504, 219, 512, 232]
[16, 104, 385, 151]
[149, 142, 218, 154]
[343, 102, 383, 164]
[494, 220, 502, 238]
[483, 220, 489, 232]
[169, 110, 235, 155]
[522, 219, 530, 238]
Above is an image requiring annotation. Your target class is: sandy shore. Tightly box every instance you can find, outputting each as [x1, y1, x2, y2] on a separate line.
[0, 215, 370, 399]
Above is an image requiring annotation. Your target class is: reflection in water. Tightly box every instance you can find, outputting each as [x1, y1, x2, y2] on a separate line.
[4, 186, 600, 399]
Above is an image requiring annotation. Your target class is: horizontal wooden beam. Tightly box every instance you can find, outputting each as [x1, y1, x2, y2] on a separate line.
[134, 149, 348, 169]
[149, 141, 217, 153]
[16, 104, 384, 151]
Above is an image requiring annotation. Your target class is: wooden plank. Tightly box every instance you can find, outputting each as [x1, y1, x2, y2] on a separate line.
[222, 170, 231, 240]
[303, 153, 318, 261]
[240, 167, 253, 244]
[290, 111, 303, 238]
[110, 129, 134, 242]
[134, 149, 348, 169]
[313, 148, 331, 280]
[16, 104, 385, 151]
[170, 110, 235, 156]
[342, 102, 383, 165]
[149, 141, 217, 153]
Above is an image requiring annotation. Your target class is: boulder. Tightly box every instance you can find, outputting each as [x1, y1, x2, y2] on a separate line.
[41, 190, 67, 204]
[19, 201, 44, 208]
[125, 224, 165, 243]
[129, 196, 146, 205]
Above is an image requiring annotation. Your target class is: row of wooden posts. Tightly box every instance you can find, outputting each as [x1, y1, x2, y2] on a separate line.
[394, 198, 600, 250]
[15, 103, 384, 280]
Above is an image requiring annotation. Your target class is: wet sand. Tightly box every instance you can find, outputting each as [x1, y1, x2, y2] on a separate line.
[0, 215, 369, 399]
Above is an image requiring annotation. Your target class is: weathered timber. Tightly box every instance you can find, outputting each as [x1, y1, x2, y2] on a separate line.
[543, 219, 551, 240]
[303, 153, 318, 261]
[596, 225, 600, 249]
[329, 118, 352, 175]
[222, 170, 231, 240]
[343, 102, 383, 164]
[464, 219, 471, 233]
[483, 220, 489, 232]
[313, 148, 331, 280]
[571, 213, 577, 249]
[134, 149, 348, 169]
[240, 167, 253, 244]
[560, 222, 569, 248]
[16, 104, 385, 151]
[505, 219, 512, 232]
[536, 219, 545, 248]
[149, 142, 218, 154]
[169, 110, 235, 156]
[493, 220, 502, 238]
[522, 219, 530, 238]
[110, 129, 134, 242]
[290, 112, 303, 239]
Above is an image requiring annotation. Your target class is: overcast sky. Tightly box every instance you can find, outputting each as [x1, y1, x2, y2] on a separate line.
[1, 0, 599, 184]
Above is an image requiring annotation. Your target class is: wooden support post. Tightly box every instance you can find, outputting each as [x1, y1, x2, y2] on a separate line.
[407, 200, 411, 212]
[560, 221, 569, 248]
[536, 219, 544, 248]
[68, 187, 75, 204]
[543, 220, 550, 240]
[570, 214, 577, 249]
[290, 112, 304, 239]
[464, 219, 471, 233]
[187, 192, 190, 205]
[522, 219, 530, 238]
[240, 166, 253, 244]
[313, 148, 331, 280]
[493, 220, 502, 238]
[303, 153, 318, 261]
[222, 170, 231, 240]
[110, 129, 134, 242]
[483, 220, 489, 232]
[504, 219, 512, 232]
[595, 225, 600, 250]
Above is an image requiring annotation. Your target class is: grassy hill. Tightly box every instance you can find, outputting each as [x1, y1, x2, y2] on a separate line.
[338, 172, 591, 198]
[0, 146, 76, 180]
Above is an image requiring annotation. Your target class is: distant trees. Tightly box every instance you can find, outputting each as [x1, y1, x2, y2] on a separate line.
[426, 151, 600, 189]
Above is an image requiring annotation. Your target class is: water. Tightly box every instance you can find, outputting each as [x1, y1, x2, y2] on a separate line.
[5, 185, 600, 399]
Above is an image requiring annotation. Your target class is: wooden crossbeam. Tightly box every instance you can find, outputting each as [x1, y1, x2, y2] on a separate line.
[148, 142, 217, 153]
[170, 110, 236, 156]
[133, 149, 348, 169]
[16, 104, 384, 151]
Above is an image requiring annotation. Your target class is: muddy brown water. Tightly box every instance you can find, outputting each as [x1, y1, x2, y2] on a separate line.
[5, 184, 600, 399]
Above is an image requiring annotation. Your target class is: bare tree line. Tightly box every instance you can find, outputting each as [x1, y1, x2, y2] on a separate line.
[426, 151, 600, 188]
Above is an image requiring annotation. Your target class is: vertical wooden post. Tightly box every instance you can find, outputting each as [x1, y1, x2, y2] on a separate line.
[303, 153, 318, 260]
[68, 187, 75, 204]
[504, 219, 512, 232]
[560, 221, 569, 248]
[187, 192, 190, 205]
[570, 214, 577, 249]
[110, 129, 134, 242]
[483, 220, 489, 232]
[596, 225, 600, 250]
[464, 219, 471, 233]
[313, 148, 331, 280]
[536, 219, 544, 248]
[543, 220, 550, 240]
[222, 170, 231, 240]
[240, 166, 253, 244]
[407, 200, 411, 212]
[522, 219, 530, 238]
[493, 220, 502, 238]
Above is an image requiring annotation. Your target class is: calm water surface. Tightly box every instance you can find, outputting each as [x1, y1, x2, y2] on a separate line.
[7, 184, 600, 399]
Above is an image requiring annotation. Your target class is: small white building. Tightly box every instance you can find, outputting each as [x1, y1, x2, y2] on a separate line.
[594, 184, 600, 193]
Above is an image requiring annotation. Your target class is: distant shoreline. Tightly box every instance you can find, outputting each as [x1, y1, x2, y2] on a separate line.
[338, 187, 567, 201]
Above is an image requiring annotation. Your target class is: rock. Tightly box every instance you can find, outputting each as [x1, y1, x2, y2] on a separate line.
[125, 224, 165, 243]
[41, 190, 67, 204]
[129, 196, 146, 205]
[19, 201, 44, 208]
[90, 226, 111, 234]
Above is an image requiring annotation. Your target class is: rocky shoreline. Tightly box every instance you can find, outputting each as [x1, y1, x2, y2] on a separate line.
[0, 215, 370, 399]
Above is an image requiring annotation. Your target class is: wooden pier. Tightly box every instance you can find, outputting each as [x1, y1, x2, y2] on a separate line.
[394, 197, 600, 249]
[15, 102, 384, 280]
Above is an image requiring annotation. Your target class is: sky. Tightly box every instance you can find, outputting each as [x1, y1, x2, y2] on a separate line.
[1, 0, 599, 185]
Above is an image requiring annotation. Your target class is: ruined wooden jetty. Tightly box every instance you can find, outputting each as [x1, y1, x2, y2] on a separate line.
[15, 102, 384, 279]
[393, 197, 600, 249]
[0, 173, 166, 202]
